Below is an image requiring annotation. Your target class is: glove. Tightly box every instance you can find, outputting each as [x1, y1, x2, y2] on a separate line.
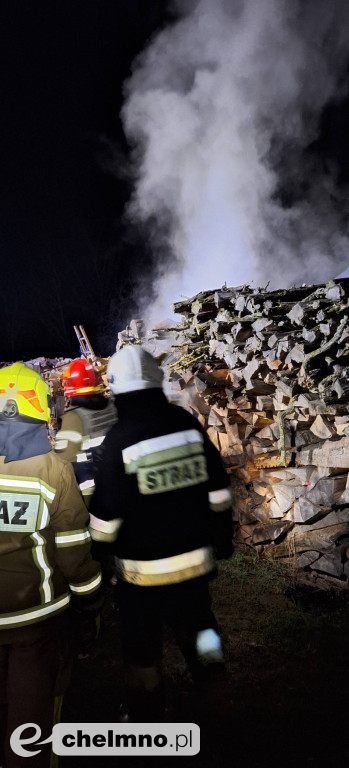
[91, 540, 116, 584]
[72, 592, 104, 657]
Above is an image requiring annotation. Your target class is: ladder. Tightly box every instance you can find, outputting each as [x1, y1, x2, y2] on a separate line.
[73, 325, 96, 362]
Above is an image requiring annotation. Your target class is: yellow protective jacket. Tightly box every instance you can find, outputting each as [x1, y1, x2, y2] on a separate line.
[0, 451, 101, 630]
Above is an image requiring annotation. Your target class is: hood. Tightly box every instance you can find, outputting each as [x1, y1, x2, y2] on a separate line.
[0, 421, 51, 463]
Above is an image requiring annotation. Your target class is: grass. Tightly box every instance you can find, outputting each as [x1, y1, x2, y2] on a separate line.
[213, 550, 349, 659]
[219, 550, 291, 595]
[62, 551, 349, 767]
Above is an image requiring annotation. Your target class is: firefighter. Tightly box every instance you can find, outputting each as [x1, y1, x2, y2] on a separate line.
[89, 345, 233, 721]
[0, 362, 102, 768]
[54, 358, 117, 506]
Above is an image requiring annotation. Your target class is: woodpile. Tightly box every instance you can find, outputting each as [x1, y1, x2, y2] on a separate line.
[3, 296, 347, 584]
[161, 279, 349, 584]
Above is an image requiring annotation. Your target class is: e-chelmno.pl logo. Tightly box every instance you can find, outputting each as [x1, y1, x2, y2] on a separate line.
[10, 723, 200, 757]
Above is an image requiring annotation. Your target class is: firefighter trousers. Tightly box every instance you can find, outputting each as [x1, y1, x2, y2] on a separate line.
[0, 612, 71, 768]
[117, 577, 225, 720]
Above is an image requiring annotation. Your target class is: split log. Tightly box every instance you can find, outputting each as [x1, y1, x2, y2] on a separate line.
[297, 437, 349, 469]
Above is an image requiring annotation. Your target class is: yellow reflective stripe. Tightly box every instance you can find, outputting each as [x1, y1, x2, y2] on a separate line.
[209, 488, 232, 512]
[55, 530, 91, 547]
[118, 546, 212, 575]
[55, 430, 82, 444]
[89, 514, 123, 542]
[0, 594, 70, 628]
[89, 529, 118, 542]
[89, 514, 121, 534]
[81, 489, 94, 498]
[82, 436, 105, 450]
[31, 532, 53, 603]
[80, 483, 95, 498]
[117, 560, 214, 586]
[39, 500, 50, 529]
[80, 480, 95, 491]
[122, 429, 204, 471]
[0, 477, 55, 502]
[69, 572, 102, 594]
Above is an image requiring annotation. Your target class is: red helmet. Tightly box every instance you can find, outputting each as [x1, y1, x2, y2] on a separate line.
[62, 359, 103, 397]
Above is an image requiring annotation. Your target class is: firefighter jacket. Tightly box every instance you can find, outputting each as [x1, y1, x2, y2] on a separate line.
[89, 388, 233, 587]
[54, 398, 117, 504]
[0, 451, 101, 630]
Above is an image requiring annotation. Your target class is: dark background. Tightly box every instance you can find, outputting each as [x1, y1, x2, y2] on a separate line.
[1, 1, 349, 361]
[0, 1, 169, 360]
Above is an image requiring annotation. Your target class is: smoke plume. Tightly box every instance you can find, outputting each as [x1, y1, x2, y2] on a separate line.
[121, 0, 349, 319]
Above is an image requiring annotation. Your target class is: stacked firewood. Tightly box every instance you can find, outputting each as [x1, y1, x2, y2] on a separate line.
[163, 279, 349, 583]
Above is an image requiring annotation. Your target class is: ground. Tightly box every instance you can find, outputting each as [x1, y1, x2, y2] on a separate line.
[61, 552, 349, 768]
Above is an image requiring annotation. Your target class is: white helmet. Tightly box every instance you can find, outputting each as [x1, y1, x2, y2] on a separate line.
[107, 345, 163, 394]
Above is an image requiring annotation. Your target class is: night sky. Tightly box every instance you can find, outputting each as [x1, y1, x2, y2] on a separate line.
[1, 1, 349, 361]
[1, 1, 168, 361]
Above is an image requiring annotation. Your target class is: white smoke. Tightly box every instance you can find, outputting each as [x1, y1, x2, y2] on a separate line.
[121, 0, 349, 319]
